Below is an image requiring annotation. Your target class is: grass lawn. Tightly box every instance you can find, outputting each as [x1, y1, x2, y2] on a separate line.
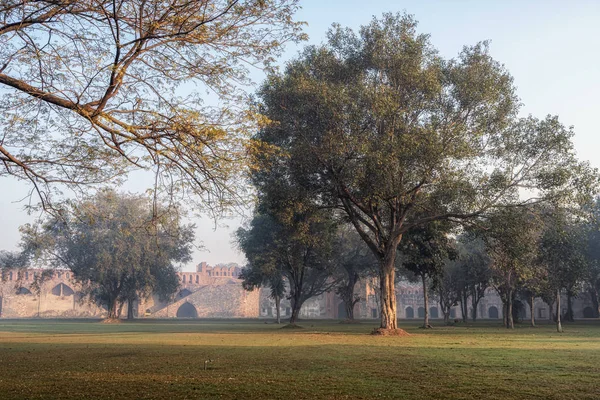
[0, 319, 599, 399]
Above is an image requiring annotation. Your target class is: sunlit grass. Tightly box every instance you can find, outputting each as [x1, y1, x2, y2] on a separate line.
[0, 319, 599, 399]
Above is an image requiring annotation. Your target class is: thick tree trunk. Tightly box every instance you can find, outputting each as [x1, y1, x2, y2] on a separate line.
[503, 303, 507, 327]
[107, 298, 118, 319]
[289, 295, 303, 324]
[556, 289, 563, 333]
[422, 274, 430, 328]
[345, 300, 355, 321]
[530, 295, 535, 327]
[378, 254, 398, 330]
[506, 291, 514, 329]
[275, 295, 281, 324]
[127, 299, 135, 320]
[566, 293, 574, 322]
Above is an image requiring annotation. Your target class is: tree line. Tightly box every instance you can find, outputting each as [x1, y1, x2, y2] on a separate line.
[0, 4, 598, 333]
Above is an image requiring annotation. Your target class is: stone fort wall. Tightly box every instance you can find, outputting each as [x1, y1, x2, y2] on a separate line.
[1, 262, 597, 321]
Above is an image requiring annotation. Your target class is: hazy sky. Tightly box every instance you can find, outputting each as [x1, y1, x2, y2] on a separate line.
[1, 1, 599, 271]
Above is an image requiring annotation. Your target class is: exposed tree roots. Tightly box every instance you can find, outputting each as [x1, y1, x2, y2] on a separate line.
[371, 328, 410, 336]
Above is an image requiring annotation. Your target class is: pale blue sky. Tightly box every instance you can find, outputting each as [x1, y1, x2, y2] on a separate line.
[1, 1, 599, 270]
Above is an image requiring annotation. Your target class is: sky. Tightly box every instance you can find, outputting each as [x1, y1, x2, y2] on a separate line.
[1, 0, 600, 271]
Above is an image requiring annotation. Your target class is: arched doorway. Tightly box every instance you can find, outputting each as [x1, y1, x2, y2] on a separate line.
[417, 307, 425, 318]
[337, 302, 347, 319]
[513, 300, 526, 321]
[405, 306, 414, 319]
[16, 287, 32, 295]
[583, 307, 595, 318]
[176, 302, 198, 318]
[429, 307, 439, 319]
[51, 283, 74, 296]
[488, 306, 499, 319]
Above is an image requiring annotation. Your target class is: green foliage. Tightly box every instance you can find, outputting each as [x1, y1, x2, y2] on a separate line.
[236, 206, 338, 322]
[18, 189, 193, 318]
[254, 12, 595, 327]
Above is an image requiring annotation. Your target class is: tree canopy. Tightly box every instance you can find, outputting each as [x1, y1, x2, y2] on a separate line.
[18, 190, 194, 318]
[0, 0, 304, 211]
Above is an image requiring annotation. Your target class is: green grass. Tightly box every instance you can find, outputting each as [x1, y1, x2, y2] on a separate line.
[0, 319, 599, 399]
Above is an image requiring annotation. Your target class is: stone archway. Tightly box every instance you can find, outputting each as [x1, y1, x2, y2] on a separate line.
[51, 283, 74, 296]
[337, 302, 347, 319]
[176, 302, 198, 318]
[488, 306, 499, 319]
[405, 306, 414, 319]
[429, 307, 439, 319]
[16, 287, 32, 295]
[583, 306, 595, 318]
[417, 307, 425, 318]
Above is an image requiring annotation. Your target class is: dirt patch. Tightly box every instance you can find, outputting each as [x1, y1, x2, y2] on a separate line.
[370, 328, 410, 336]
[280, 323, 304, 330]
[99, 318, 122, 324]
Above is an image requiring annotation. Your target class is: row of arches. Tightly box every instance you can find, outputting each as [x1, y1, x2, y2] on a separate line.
[13, 283, 75, 297]
[403, 306, 502, 319]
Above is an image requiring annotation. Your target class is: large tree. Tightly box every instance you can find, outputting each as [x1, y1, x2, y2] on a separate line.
[254, 13, 591, 332]
[19, 190, 192, 319]
[0, 0, 304, 210]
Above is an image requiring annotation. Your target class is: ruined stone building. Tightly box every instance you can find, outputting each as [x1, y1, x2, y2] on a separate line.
[0, 262, 597, 320]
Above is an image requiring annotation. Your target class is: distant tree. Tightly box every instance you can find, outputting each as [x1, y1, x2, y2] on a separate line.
[538, 208, 587, 332]
[435, 259, 462, 324]
[400, 221, 457, 328]
[582, 198, 600, 318]
[0, 0, 304, 210]
[455, 237, 491, 322]
[236, 209, 338, 324]
[238, 256, 285, 324]
[480, 207, 541, 329]
[519, 263, 548, 327]
[254, 12, 592, 333]
[333, 227, 377, 321]
[19, 190, 192, 319]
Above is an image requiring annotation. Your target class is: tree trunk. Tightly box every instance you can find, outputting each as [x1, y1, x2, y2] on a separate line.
[443, 310, 450, 325]
[422, 274, 430, 328]
[506, 291, 514, 329]
[378, 253, 398, 330]
[127, 299, 135, 320]
[289, 294, 304, 324]
[107, 298, 118, 319]
[346, 300, 355, 321]
[471, 295, 479, 322]
[566, 293, 574, 322]
[530, 295, 535, 327]
[503, 303, 507, 327]
[556, 289, 563, 333]
[275, 295, 281, 324]
[459, 292, 468, 323]
[591, 288, 600, 318]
